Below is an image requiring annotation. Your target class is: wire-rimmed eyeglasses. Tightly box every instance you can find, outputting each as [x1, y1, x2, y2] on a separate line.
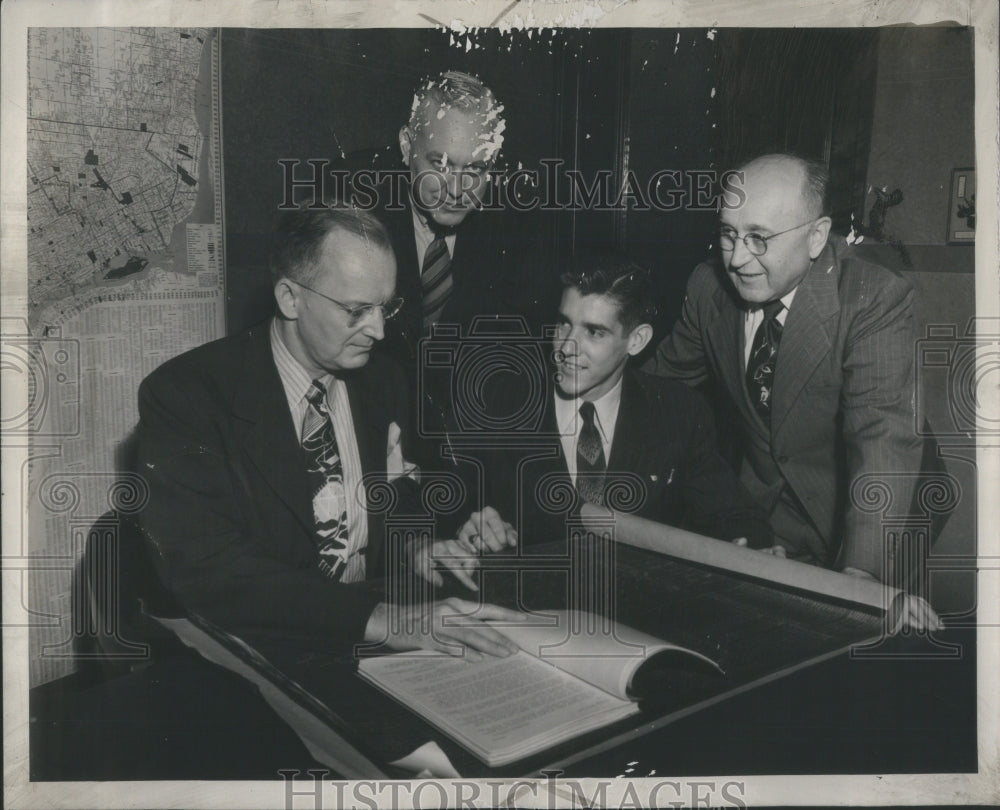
[294, 280, 404, 325]
[719, 217, 820, 257]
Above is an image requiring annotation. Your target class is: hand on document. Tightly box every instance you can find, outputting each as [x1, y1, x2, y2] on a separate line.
[842, 567, 945, 633]
[364, 598, 528, 661]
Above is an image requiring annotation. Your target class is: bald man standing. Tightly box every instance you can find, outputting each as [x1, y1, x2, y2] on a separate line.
[646, 153, 939, 630]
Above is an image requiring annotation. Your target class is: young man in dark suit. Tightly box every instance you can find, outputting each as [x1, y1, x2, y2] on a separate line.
[438, 253, 772, 560]
[135, 204, 524, 664]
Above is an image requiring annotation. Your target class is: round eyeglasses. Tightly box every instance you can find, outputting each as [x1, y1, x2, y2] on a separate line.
[719, 217, 819, 257]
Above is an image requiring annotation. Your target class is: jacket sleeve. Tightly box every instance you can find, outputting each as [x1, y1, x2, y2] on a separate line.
[642, 261, 717, 387]
[135, 368, 383, 655]
[836, 270, 923, 581]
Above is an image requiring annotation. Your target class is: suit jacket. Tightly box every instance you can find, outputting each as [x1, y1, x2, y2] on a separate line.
[645, 238, 924, 580]
[461, 368, 772, 548]
[359, 170, 557, 470]
[135, 322, 419, 654]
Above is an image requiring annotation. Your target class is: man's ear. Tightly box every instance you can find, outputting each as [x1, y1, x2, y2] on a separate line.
[808, 216, 832, 259]
[398, 126, 412, 167]
[626, 323, 653, 357]
[273, 278, 300, 321]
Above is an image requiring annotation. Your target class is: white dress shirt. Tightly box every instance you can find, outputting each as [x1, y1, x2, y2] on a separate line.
[553, 377, 624, 483]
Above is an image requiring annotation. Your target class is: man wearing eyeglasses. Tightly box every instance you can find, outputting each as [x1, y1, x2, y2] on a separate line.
[349, 71, 552, 469]
[136, 204, 526, 668]
[645, 153, 939, 631]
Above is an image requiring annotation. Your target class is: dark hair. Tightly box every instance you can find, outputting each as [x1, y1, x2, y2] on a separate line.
[735, 152, 831, 217]
[269, 203, 393, 287]
[559, 252, 657, 333]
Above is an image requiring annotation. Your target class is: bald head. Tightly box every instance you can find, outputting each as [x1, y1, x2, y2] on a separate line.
[737, 154, 829, 220]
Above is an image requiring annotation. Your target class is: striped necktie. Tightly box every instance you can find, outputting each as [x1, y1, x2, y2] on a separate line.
[421, 235, 452, 330]
[746, 299, 784, 424]
[302, 380, 351, 580]
[575, 401, 606, 506]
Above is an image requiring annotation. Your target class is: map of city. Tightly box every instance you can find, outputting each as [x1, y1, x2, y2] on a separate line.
[23, 27, 226, 687]
[27, 27, 219, 328]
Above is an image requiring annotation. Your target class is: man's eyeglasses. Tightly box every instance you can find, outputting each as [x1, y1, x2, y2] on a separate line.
[719, 217, 819, 257]
[294, 280, 404, 325]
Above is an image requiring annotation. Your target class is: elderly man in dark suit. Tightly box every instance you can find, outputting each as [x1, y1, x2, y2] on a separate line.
[350, 71, 551, 468]
[644, 153, 940, 630]
[427, 254, 772, 565]
[136, 204, 524, 662]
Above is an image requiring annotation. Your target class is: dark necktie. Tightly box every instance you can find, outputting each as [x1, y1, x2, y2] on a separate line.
[746, 300, 785, 423]
[575, 401, 607, 506]
[421, 235, 452, 330]
[302, 380, 351, 580]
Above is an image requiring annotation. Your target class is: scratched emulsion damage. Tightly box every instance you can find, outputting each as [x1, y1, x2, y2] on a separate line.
[409, 72, 506, 164]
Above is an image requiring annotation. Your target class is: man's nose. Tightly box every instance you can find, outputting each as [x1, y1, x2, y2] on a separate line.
[362, 308, 385, 341]
[445, 171, 464, 201]
[555, 331, 576, 359]
[728, 235, 754, 267]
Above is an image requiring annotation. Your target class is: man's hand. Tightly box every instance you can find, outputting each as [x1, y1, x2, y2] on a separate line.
[365, 598, 528, 661]
[732, 537, 786, 557]
[457, 506, 517, 553]
[405, 536, 480, 591]
[841, 566, 944, 633]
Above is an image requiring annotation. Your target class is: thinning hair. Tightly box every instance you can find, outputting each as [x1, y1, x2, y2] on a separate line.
[560, 252, 658, 334]
[736, 152, 831, 217]
[408, 70, 501, 127]
[269, 203, 393, 287]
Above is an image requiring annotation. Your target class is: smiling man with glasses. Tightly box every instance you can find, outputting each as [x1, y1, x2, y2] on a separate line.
[645, 153, 940, 632]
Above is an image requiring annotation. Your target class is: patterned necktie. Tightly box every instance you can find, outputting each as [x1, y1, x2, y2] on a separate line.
[746, 299, 785, 423]
[421, 235, 452, 330]
[302, 380, 351, 580]
[575, 401, 607, 506]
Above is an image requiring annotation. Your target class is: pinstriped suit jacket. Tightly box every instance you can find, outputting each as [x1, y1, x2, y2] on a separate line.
[645, 239, 923, 581]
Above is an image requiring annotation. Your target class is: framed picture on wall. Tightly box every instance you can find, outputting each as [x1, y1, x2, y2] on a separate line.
[947, 167, 976, 244]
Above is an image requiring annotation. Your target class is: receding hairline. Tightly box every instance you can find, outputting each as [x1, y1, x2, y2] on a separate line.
[270, 205, 394, 287]
[735, 154, 826, 219]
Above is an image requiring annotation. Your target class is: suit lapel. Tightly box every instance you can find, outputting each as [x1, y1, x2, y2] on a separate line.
[538, 383, 573, 484]
[607, 372, 645, 474]
[345, 372, 386, 567]
[384, 201, 423, 342]
[231, 326, 315, 535]
[770, 244, 840, 434]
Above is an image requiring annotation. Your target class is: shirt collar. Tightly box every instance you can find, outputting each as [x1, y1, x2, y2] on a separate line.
[744, 286, 798, 324]
[270, 318, 332, 407]
[554, 375, 625, 444]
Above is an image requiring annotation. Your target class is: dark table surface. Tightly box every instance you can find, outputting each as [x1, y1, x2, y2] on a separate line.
[30, 537, 978, 780]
